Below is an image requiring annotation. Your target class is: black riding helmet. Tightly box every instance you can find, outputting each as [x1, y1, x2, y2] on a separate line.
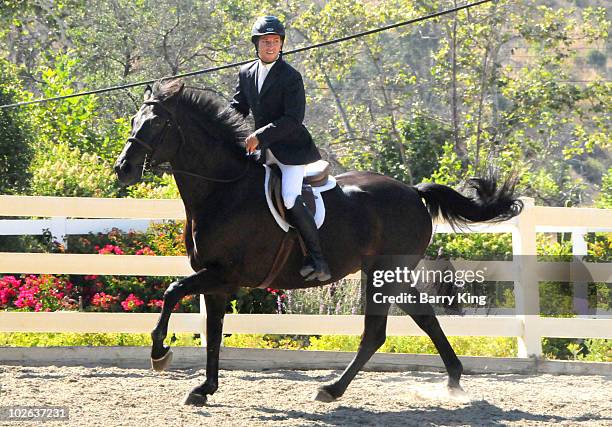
[251, 15, 285, 47]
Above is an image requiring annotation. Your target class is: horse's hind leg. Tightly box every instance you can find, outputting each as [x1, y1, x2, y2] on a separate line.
[314, 279, 391, 402]
[397, 301, 463, 392]
[183, 294, 227, 406]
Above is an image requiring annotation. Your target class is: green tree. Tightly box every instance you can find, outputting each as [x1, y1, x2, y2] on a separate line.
[0, 59, 33, 194]
[595, 168, 612, 209]
[431, 1, 609, 204]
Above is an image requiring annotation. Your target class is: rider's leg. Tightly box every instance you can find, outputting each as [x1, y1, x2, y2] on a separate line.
[274, 155, 331, 282]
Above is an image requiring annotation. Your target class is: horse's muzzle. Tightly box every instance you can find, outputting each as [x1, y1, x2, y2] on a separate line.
[114, 158, 140, 185]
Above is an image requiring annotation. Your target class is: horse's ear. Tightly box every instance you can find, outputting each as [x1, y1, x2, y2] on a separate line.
[164, 78, 184, 99]
[144, 84, 153, 101]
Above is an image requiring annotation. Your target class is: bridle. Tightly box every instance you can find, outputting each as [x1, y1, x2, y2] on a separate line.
[128, 98, 250, 184]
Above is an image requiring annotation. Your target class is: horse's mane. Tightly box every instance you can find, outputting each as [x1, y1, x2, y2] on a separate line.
[152, 80, 251, 155]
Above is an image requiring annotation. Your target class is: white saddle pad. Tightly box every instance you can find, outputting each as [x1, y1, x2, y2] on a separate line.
[263, 164, 337, 232]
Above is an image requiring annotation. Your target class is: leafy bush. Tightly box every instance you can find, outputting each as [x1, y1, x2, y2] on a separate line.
[579, 338, 612, 362]
[30, 142, 119, 197]
[595, 168, 612, 209]
[543, 338, 611, 362]
[0, 332, 199, 347]
[0, 58, 33, 194]
[427, 233, 513, 260]
[127, 173, 180, 199]
[28, 51, 128, 164]
[224, 334, 305, 350]
[0, 330, 608, 362]
[285, 279, 362, 315]
[308, 335, 518, 357]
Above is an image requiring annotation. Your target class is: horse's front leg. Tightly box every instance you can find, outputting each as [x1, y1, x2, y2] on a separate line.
[183, 294, 227, 406]
[150, 268, 227, 371]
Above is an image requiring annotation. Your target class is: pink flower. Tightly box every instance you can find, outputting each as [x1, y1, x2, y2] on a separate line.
[91, 292, 118, 310]
[121, 293, 144, 312]
[7, 275, 75, 311]
[146, 299, 181, 311]
[98, 245, 124, 255]
[147, 299, 164, 308]
[84, 275, 98, 281]
[135, 247, 155, 256]
[0, 276, 21, 306]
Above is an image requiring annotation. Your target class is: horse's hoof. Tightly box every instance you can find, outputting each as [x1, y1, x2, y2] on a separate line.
[312, 387, 336, 403]
[183, 391, 208, 406]
[151, 348, 173, 372]
[447, 384, 470, 402]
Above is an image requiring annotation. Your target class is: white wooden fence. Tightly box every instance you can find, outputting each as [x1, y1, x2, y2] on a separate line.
[0, 195, 611, 358]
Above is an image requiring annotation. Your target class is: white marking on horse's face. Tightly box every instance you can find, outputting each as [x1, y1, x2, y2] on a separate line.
[342, 185, 366, 194]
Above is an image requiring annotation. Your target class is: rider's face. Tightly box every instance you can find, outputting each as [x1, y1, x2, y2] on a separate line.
[257, 34, 282, 63]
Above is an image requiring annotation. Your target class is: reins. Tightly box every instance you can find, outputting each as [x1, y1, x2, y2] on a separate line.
[130, 98, 250, 183]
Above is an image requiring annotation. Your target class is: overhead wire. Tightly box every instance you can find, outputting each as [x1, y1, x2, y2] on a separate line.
[0, 0, 494, 109]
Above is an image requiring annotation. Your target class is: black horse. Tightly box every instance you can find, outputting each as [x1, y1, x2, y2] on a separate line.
[114, 78, 522, 406]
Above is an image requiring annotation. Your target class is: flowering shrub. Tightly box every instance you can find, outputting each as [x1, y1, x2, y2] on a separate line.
[120, 293, 145, 312]
[91, 292, 119, 311]
[0, 276, 20, 306]
[97, 244, 125, 255]
[135, 246, 155, 256]
[0, 273, 197, 314]
[54, 227, 195, 313]
[232, 287, 286, 314]
[147, 299, 164, 309]
[1, 275, 76, 312]
[0, 226, 236, 314]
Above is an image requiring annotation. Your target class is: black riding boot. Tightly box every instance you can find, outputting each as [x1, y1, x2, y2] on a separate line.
[287, 195, 331, 282]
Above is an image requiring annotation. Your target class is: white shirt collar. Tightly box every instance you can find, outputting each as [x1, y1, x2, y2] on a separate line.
[258, 59, 276, 71]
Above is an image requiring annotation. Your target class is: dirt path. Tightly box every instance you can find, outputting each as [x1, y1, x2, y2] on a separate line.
[1, 365, 611, 426]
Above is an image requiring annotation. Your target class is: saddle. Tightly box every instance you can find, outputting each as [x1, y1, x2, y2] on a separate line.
[267, 160, 331, 220]
[256, 160, 336, 289]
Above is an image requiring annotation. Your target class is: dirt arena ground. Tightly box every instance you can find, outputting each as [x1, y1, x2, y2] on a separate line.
[1, 365, 611, 426]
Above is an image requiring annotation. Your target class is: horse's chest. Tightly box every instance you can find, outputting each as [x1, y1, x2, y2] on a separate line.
[188, 217, 242, 261]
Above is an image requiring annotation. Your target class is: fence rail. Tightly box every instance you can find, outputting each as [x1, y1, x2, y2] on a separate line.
[1, 195, 611, 358]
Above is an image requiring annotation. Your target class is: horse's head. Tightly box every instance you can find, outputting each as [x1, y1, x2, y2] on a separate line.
[114, 79, 184, 185]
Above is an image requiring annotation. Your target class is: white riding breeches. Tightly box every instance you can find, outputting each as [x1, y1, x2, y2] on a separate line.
[265, 149, 305, 209]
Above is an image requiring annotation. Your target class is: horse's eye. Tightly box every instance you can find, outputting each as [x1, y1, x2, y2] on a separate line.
[151, 116, 163, 128]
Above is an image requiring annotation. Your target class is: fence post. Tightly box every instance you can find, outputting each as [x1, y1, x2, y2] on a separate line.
[572, 229, 589, 316]
[512, 197, 542, 358]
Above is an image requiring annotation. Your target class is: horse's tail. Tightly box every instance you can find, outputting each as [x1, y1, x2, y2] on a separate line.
[414, 172, 523, 229]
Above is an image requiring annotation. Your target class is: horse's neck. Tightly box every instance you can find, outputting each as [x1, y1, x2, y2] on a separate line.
[170, 112, 249, 209]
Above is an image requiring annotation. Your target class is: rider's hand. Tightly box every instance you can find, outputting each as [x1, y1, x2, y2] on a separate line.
[245, 134, 260, 153]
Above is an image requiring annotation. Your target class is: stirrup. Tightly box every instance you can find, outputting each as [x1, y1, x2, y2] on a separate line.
[299, 255, 315, 277]
[300, 255, 331, 282]
[304, 267, 331, 282]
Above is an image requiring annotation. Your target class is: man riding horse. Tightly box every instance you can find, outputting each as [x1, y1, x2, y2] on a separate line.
[114, 13, 522, 406]
[229, 15, 331, 282]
